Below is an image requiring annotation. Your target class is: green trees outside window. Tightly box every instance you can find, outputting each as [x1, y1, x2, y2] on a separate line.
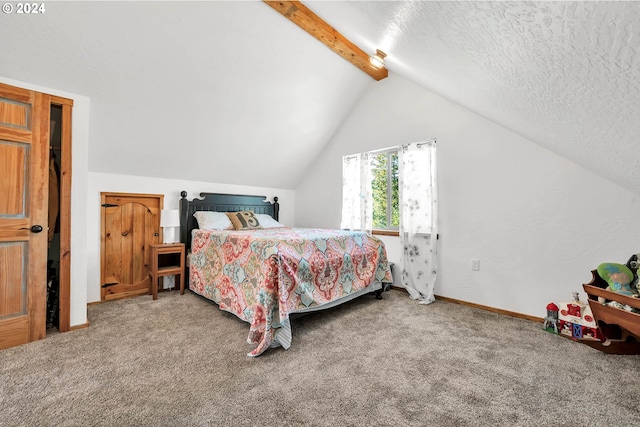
[370, 151, 399, 230]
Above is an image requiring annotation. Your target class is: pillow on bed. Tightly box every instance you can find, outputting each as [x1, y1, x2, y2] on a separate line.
[226, 211, 262, 230]
[193, 211, 233, 230]
[255, 214, 284, 228]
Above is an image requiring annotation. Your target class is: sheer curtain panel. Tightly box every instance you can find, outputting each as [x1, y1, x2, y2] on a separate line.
[341, 153, 372, 232]
[399, 140, 438, 304]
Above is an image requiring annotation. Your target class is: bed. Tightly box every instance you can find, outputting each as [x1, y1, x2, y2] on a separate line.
[179, 191, 393, 356]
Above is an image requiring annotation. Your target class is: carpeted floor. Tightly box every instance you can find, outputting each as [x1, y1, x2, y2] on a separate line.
[1, 289, 639, 427]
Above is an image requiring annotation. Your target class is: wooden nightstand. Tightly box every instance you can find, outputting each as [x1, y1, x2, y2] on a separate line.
[149, 243, 185, 300]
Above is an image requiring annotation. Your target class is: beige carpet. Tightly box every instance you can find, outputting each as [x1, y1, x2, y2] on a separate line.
[1, 289, 639, 427]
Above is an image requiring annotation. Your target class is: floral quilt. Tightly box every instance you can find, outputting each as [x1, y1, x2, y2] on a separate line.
[189, 227, 392, 356]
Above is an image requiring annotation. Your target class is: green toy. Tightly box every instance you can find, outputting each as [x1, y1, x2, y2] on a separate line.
[596, 263, 635, 302]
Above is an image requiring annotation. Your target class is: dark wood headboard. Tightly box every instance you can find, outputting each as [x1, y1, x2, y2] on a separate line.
[179, 191, 279, 252]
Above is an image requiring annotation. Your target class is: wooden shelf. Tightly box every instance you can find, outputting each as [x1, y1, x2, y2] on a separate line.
[158, 265, 182, 274]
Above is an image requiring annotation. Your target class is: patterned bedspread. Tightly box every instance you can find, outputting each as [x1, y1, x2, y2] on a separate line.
[189, 227, 392, 356]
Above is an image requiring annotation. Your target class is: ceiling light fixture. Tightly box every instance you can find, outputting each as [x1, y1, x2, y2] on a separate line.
[369, 49, 387, 69]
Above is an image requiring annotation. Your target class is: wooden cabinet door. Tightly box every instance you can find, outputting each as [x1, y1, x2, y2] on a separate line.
[0, 83, 49, 350]
[100, 193, 163, 300]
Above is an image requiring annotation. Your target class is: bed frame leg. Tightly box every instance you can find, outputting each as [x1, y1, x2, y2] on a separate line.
[375, 288, 384, 300]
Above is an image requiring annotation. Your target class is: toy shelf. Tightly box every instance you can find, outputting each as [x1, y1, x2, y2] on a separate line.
[581, 270, 640, 355]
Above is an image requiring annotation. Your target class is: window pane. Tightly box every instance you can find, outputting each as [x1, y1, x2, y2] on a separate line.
[370, 154, 388, 229]
[391, 152, 399, 227]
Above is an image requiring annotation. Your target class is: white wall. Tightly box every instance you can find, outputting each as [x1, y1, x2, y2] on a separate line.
[0, 76, 90, 328]
[1, 77, 297, 324]
[87, 172, 295, 303]
[295, 73, 640, 318]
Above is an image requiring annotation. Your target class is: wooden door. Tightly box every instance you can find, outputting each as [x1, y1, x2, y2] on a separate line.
[0, 84, 49, 350]
[100, 193, 163, 300]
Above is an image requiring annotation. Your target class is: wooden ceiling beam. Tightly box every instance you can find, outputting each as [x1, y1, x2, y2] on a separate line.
[263, 0, 388, 81]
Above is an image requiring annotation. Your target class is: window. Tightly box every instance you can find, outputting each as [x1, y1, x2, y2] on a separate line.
[341, 148, 399, 234]
[370, 150, 399, 231]
[342, 140, 438, 301]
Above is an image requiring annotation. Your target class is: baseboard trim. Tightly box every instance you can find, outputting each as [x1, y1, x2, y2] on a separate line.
[69, 322, 90, 331]
[435, 295, 544, 323]
[391, 286, 543, 323]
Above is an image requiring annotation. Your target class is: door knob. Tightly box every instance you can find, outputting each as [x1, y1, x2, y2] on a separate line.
[20, 225, 44, 233]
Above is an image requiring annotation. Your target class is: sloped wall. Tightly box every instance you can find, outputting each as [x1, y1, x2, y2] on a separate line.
[295, 74, 640, 317]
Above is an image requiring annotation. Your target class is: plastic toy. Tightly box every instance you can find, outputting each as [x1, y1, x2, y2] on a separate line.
[554, 292, 601, 341]
[543, 302, 559, 334]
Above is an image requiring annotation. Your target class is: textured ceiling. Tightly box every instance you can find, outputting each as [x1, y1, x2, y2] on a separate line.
[1, 1, 639, 193]
[308, 0, 640, 194]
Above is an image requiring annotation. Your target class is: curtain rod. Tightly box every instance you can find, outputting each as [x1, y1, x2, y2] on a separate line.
[416, 139, 436, 148]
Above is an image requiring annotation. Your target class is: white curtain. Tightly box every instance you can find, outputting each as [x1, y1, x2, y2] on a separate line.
[341, 153, 372, 232]
[399, 140, 438, 304]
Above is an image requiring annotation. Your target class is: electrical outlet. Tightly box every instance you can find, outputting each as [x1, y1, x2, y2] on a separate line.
[471, 259, 480, 271]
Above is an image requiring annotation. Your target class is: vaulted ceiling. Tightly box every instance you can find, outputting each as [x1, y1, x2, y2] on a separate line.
[1, 1, 639, 193]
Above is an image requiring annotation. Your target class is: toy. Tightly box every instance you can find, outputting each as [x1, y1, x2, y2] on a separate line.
[596, 263, 635, 303]
[543, 302, 559, 334]
[625, 252, 640, 295]
[555, 292, 601, 341]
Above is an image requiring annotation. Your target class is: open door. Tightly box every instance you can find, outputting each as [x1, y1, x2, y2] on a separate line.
[0, 84, 49, 350]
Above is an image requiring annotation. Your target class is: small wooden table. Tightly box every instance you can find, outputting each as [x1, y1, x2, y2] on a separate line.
[149, 243, 185, 300]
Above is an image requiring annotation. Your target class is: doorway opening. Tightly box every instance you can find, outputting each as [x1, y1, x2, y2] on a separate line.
[47, 96, 73, 333]
[46, 105, 62, 330]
